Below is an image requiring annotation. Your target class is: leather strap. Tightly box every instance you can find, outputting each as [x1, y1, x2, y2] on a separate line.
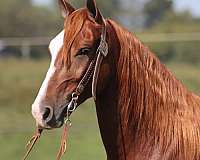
[92, 20, 108, 100]
[74, 20, 108, 100]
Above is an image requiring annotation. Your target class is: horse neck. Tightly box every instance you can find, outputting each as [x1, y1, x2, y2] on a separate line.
[95, 20, 126, 160]
[95, 20, 200, 159]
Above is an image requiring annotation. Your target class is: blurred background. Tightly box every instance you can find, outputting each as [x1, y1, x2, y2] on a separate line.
[0, 0, 200, 159]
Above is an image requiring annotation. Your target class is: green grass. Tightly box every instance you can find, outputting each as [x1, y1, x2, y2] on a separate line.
[0, 59, 200, 160]
[167, 62, 200, 94]
[0, 59, 105, 160]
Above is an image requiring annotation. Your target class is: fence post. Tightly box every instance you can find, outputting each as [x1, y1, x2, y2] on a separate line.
[21, 41, 31, 59]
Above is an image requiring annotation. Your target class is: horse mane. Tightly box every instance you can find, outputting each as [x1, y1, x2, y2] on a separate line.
[107, 19, 200, 159]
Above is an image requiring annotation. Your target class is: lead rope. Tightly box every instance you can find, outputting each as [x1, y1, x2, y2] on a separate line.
[56, 123, 69, 160]
[56, 93, 78, 160]
[23, 128, 43, 160]
[23, 122, 70, 160]
[23, 123, 69, 160]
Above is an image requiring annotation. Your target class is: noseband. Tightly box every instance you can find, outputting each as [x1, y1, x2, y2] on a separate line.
[66, 20, 108, 123]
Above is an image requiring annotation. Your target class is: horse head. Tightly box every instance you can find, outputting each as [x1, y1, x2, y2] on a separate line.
[31, 0, 112, 129]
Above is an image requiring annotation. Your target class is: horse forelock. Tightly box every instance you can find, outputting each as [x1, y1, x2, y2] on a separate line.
[60, 9, 89, 68]
[108, 19, 200, 158]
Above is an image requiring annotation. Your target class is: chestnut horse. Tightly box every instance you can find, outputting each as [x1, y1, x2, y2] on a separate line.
[31, 0, 200, 159]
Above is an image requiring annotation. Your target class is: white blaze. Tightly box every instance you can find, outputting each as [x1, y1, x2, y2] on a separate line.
[32, 30, 64, 123]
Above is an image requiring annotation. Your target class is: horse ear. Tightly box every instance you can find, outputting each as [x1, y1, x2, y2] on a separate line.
[58, 0, 75, 18]
[86, 0, 104, 24]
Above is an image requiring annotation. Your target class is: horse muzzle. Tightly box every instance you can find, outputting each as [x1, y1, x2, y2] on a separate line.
[31, 103, 68, 129]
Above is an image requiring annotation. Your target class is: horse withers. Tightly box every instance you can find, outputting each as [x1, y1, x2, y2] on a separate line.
[31, 0, 200, 159]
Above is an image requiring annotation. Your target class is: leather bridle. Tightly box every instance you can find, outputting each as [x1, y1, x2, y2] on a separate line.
[23, 16, 108, 160]
[65, 19, 108, 122]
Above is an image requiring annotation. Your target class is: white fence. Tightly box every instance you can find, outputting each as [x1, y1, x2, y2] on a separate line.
[1, 32, 200, 58]
[0, 37, 52, 58]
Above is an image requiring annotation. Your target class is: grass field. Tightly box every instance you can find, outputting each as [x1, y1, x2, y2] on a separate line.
[0, 58, 200, 160]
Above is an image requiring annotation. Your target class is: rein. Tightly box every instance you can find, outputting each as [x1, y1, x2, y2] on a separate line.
[23, 20, 108, 160]
[23, 128, 43, 160]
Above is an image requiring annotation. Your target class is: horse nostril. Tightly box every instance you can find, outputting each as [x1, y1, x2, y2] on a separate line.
[42, 106, 54, 123]
[43, 108, 50, 120]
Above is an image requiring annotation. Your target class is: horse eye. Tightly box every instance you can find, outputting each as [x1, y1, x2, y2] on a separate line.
[78, 47, 91, 56]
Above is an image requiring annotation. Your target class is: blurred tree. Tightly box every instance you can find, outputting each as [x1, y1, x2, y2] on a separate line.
[0, 0, 62, 37]
[0, 0, 121, 58]
[0, 0, 63, 58]
[144, 0, 173, 28]
[96, 0, 121, 18]
[52, 0, 121, 18]
[0, 0, 121, 37]
[119, 0, 146, 30]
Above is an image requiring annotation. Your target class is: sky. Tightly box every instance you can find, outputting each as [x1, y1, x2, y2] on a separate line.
[174, 0, 200, 17]
[33, 0, 200, 17]
[32, 0, 50, 5]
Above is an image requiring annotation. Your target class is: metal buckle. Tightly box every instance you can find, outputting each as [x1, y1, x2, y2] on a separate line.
[98, 38, 108, 57]
[64, 93, 79, 126]
[67, 93, 78, 112]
